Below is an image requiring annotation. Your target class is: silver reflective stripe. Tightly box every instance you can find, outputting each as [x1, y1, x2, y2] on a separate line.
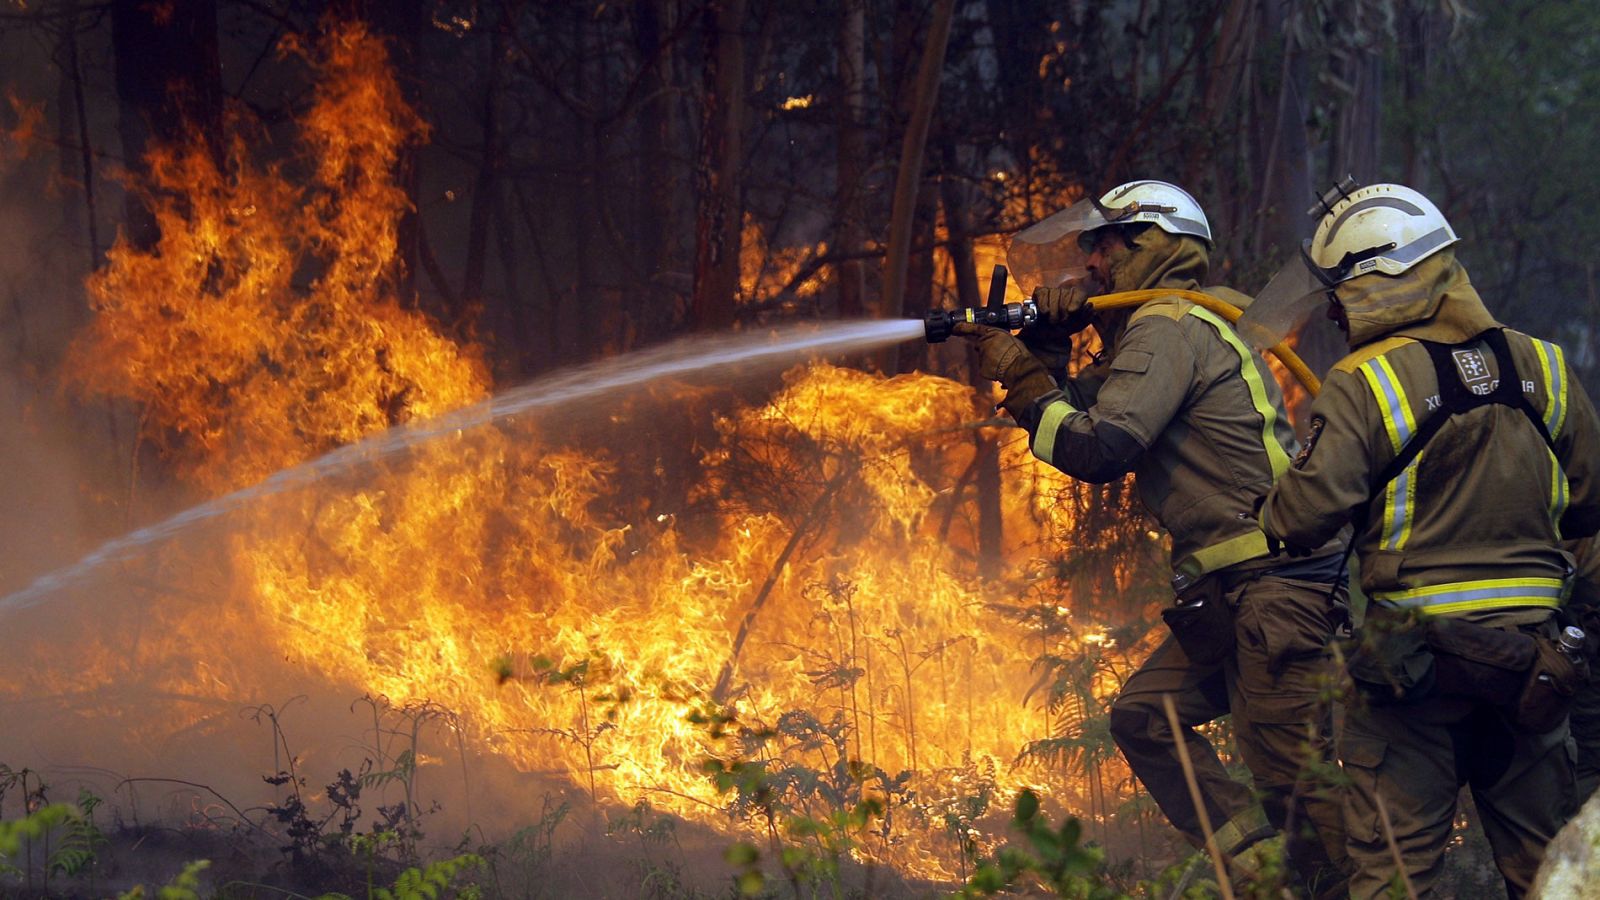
[1324, 195, 1427, 245]
[1372, 577, 1566, 616]
[1534, 338, 1568, 438]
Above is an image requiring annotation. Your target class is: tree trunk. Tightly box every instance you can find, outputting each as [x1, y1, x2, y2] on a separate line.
[1325, 36, 1382, 185]
[111, 0, 222, 252]
[834, 0, 868, 318]
[461, 18, 505, 307]
[690, 0, 747, 332]
[1247, 2, 1312, 260]
[634, 0, 678, 336]
[55, 2, 100, 274]
[881, 0, 956, 332]
[939, 145, 1003, 576]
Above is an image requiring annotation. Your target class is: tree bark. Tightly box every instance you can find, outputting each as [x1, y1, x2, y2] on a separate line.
[634, 0, 678, 335]
[1325, 34, 1382, 185]
[690, 0, 747, 332]
[881, 0, 956, 333]
[939, 145, 1003, 576]
[461, 18, 505, 308]
[55, 2, 100, 274]
[834, 0, 868, 318]
[1247, 2, 1312, 260]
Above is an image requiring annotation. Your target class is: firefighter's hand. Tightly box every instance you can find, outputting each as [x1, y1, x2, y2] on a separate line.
[953, 322, 1033, 385]
[1254, 496, 1313, 558]
[1032, 283, 1093, 334]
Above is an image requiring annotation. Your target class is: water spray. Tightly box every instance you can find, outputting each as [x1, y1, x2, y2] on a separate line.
[922, 265, 1036, 343]
[0, 320, 926, 614]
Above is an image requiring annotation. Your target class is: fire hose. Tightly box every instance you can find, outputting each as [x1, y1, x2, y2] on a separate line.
[922, 267, 1322, 397]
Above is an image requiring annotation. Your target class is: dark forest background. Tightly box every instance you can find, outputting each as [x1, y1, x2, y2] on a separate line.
[1, 0, 1598, 520]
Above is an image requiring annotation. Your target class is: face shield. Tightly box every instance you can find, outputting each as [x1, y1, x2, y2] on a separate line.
[1004, 198, 1111, 296]
[1234, 251, 1334, 352]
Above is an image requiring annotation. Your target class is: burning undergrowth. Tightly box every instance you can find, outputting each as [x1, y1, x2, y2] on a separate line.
[0, 20, 1174, 892]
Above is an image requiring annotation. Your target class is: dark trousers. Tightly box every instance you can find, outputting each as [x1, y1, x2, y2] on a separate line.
[1341, 694, 1574, 899]
[1109, 574, 1348, 891]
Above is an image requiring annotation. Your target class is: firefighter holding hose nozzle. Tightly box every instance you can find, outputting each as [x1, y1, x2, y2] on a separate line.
[958, 180, 1351, 895]
[1254, 182, 1600, 899]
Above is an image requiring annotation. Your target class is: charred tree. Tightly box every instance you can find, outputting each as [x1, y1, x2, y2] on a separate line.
[634, 0, 679, 336]
[462, 16, 506, 309]
[881, 0, 955, 339]
[53, 1, 100, 274]
[111, 0, 222, 252]
[834, 0, 869, 318]
[691, 0, 747, 332]
[939, 146, 1003, 577]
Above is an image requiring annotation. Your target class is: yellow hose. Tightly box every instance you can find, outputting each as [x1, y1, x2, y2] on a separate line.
[1086, 288, 1322, 396]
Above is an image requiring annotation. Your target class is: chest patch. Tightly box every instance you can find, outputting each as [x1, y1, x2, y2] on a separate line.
[1293, 416, 1325, 470]
[1451, 347, 1492, 385]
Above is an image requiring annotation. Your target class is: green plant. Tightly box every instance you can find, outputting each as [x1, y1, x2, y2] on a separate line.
[317, 852, 484, 900]
[48, 787, 107, 889]
[117, 859, 211, 900]
[958, 789, 1126, 899]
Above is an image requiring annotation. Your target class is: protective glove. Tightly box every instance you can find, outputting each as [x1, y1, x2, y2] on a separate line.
[1031, 283, 1093, 334]
[953, 322, 1057, 417]
[954, 321, 1032, 383]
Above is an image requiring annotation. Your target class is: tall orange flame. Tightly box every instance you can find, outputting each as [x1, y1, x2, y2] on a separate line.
[52, 21, 1153, 883]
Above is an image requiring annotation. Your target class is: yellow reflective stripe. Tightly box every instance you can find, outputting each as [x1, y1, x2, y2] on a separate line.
[1030, 398, 1077, 463]
[1185, 306, 1292, 479]
[1176, 530, 1270, 579]
[1381, 453, 1421, 550]
[1372, 576, 1567, 616]
[1551, 447, 1570, 538]
[1213, 806, 1272, 856]
[1359, 355, 1419, 549]
[1533, 338, 1569, 438]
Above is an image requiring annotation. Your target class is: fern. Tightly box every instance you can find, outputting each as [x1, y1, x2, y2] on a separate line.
[371, 853, 484, 900]
[115, 859, 210, 900]
[49, 788, 106, 880]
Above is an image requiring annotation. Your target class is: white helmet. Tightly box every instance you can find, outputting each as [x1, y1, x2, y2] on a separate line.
[1006, 180, 1211, 294]
[1304, 183, 1457, 286]
[1091, 180, 1212, 246]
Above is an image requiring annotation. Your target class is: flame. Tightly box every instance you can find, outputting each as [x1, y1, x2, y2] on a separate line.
[0, 91, 44, 166]
[45, 21, 1156, 884]
[740, 213, 831, 308]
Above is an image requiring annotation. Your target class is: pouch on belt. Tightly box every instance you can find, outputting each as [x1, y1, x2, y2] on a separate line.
[1161, 574, 1234, 665]
[1420, 617, 1587, 733]
[1513, 631, 1588, 734]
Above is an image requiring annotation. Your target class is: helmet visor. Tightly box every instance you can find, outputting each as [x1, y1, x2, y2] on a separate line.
[1235, 258, 1329, 351]
[1005, 199, 1108, 295]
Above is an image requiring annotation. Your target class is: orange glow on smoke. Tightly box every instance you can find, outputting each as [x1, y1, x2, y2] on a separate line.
[59, 22, 1143, 882]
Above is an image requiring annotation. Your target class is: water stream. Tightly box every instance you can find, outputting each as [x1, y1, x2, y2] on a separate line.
[1, 319, 927, 613]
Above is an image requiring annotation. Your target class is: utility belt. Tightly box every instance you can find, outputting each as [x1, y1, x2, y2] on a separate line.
[1349, 612, 1588, 733]
[1161, 547, 1347, 666]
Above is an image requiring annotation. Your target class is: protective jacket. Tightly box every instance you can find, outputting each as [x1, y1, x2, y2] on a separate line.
[1013, 228, 1318, 582]
[1259, 251, 1600, 621]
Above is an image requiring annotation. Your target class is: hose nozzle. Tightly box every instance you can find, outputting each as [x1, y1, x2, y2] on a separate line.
[923, 300, 1037, 343]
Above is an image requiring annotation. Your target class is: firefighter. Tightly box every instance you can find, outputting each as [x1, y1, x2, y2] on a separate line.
[959, 180, 1349, 893]
[1256, 182, 1600, 898]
